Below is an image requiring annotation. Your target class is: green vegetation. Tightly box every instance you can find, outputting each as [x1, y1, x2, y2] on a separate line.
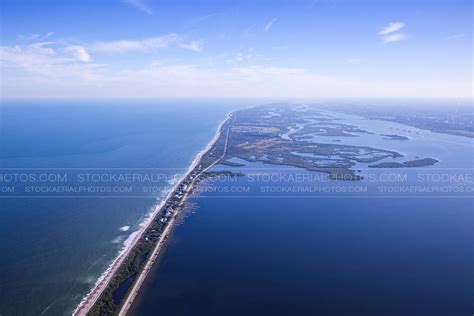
[88, 116, 232, 315]
[89, 220, 165, 315]
[369, 158, 439, 168]
[221, 104, 403, 180]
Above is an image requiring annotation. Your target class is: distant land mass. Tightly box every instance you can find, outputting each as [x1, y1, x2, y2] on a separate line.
[79, 103, 442, 315]
[317, 101, 474, 138]
[218, 103, 440, 180]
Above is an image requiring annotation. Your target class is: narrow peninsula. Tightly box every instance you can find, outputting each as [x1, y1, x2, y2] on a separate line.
[73, 113, 234, 315]
[74, 103, 440, 315]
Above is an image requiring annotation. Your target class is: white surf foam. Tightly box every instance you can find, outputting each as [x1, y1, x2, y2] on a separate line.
[119, 226, 130, 232]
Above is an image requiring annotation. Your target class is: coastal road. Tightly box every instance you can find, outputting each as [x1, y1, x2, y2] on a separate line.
[117, 114, 232, 316]
[73, 114, 232, 316]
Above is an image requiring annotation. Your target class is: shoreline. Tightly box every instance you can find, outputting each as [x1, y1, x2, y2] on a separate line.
[72, 113, 232, 316]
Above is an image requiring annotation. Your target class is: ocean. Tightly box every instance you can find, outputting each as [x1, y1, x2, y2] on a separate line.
[129, 108, 474, 316]
[0, 100, 243, 315]
[1, 101, 472, 315]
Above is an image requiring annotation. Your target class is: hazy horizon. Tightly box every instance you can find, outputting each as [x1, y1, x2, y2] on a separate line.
[1, 2, 473, 315]
[1, 0, 472, 100]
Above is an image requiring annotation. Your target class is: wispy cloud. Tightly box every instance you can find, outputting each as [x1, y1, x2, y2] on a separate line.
[445, 33, 466, 40]
[90, 34, 202, 53]
[379, 22, 405, 35]
[17, 32, 54, 41]
[184, 13, 218, 28]
[1, 42, 91, 66]
[378, 22, 407, 43]
[0, 41, 98, 82]
[5, 59, 466, 99]
[123, 0, 152, 15]
[2, 46, 469, 99]
[91, 35, 180, 53]
[382, 33, 407, 43]
[0, 33, 203, 79]
[264, 18, 278, 32]
[179, 40, 203, 52]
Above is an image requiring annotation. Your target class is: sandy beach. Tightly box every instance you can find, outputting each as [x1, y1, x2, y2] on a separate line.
[73, 113, 231, 316]
[118, 115, 231, 315]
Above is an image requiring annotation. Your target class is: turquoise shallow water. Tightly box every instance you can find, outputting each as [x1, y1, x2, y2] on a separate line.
[130, 109, 474, 316]
[0, 100, 244, 315]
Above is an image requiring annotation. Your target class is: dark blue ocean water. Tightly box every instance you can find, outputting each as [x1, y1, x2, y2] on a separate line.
[131, 192, 473, 316]
[129, 112, 474, 316]
[1, 102, 472, 316]
[0, 100, 245, 315]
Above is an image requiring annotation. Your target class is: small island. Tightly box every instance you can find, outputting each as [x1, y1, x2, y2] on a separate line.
[381, 134, 409, 140]
[369, 158, 439, 168]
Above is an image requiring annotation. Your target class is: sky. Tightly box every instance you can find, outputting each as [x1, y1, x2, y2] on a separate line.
[0, 0, 472, 99]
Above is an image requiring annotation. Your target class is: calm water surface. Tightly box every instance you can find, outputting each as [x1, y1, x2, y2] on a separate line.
[130, 110, 473, 316]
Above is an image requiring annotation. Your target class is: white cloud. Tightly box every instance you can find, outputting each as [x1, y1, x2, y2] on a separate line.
[379, 22, 405, 35]
[90, 34, 201, 53]
[1, 31, 469, 99]
[4, 57, 469, 99]
[383, 33, 407, 43]
[2, 62, 349, 98]
[1, 42, 91, 67]
[0, 42, 98, 82]
[123, 0, 152, 15]
[179, 40, 203, 52]
[91, 36, 176, 53]
[264, 18, 278, 32]
[378, 22, 407, 43]
[63, 45, 91, 62]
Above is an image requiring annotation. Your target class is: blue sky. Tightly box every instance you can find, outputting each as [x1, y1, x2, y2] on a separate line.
[0, 0, 472, 99]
